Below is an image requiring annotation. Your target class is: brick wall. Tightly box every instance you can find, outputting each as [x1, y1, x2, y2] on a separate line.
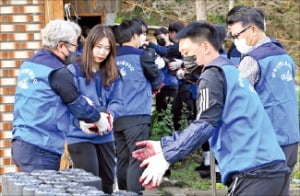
[0, 0, 45, 191]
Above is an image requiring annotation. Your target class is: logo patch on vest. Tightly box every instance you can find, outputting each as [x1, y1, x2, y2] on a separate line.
[117, 60, 135, 77]
[18, 68, 39, 89]
[272, 61, 293, 81]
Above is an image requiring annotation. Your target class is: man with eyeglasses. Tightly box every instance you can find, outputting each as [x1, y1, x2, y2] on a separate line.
[11, 20, 104, 172]
[132, 21, 290, 196]
[227, 6, 299, 195]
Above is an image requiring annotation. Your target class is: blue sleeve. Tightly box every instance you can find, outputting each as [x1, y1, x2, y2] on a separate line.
[67, 95, 100, 123]
[161, 120, 216, 163]
[106, 77, 124, 119]
[148, 42, 168, 57]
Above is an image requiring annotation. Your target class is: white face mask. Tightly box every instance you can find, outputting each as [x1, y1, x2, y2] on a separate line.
[234, 38, 253, 54]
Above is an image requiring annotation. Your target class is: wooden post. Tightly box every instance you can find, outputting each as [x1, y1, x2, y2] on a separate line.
[44, 0, 64, 24]
[229, 0, 235, 11]
[210, 150, 217, 196]
[195, 0, 207, 21]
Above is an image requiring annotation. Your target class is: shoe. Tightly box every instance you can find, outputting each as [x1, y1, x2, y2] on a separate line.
[195, 164, 221, 183]
[216, 172, 221, 183]
[195, 164, 210, 179]
[164, 169, 171, 178]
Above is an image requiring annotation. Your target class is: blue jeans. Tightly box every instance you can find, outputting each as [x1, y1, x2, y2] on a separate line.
[11, 139, 61, 172]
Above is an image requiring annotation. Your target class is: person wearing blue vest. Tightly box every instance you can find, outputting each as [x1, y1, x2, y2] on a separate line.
[113, 19, 163, 195]
[66, 25, 123, 194]
[227, 6, 299, 194]
[226, 6, 285, 67]
[132, 21, 290, 195]
[11, 20, 104, 172]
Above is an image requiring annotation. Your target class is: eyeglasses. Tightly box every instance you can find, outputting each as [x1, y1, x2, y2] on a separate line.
[229, 25, 253, 39]
[61, 41, 78, 47]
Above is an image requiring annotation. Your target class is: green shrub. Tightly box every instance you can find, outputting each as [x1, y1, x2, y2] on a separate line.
[178, 102, 191, 131]
[150, 99, 174, 140]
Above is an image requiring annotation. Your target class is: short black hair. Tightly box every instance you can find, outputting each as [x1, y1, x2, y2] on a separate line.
[117, 19, 143, 44]
[168, 21, 185, 33]
[109, 25, 120, 44]
[226, 6, 265, 31]
[132, 18, 148, 33]
[154, 27, 169, 37]
[214, 24, 226, 50]
[81, 25, 90, 38]
[254, 8, 265, 20]
[176, 21, 219, 51]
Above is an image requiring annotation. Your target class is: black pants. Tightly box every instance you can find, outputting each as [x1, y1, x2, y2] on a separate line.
[68, 142, 115, 194]
[282, 143, 298, 172]
[114, 123, 150, 194]
[227, 162, 290, 196]
[173, 83, 194, 130]
[155, 85, 178, 113]
[281, 143, 299, 196]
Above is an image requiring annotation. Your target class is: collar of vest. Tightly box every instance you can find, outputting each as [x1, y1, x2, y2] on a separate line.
[116, 45, 144, 56]
[205, 56, 233, 68]
[245, 42, 286, 60]
[28, 49, 66, 69]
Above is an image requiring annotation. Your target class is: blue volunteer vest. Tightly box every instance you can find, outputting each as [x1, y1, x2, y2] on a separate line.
[66, 63, 123, 144]
[245, 42, 299, 146]
[116, 46, 152, 116]
[12, 49, 69, 155]
[207, 56, 286, 183]
[227, 46, 241, 66]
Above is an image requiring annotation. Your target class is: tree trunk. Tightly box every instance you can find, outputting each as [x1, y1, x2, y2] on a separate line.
[229, 0, 235, 11]
[196, 0, 207, 21]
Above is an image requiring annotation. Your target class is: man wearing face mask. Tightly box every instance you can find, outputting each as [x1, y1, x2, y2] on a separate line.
[132, 18, 165, 92]
[11, 20, 104, 172]
[226, 6, 284, 66]
[113, 19, 163, 194]
[226, 6, 299, 187]
[154, 28, 171, 47]
[131, 21, 290, 195]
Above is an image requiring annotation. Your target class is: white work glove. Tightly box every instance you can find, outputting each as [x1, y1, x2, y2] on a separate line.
[168, 59, 183, 70]
[139, 152, 170, 189]
[132, 140, 162, 161]
[176, 68, 186, 79]
[95, 112, 114, 136]
[79, 96, 98, 134]
[154, 56, 165, 69]
[79, 121, 98, 134]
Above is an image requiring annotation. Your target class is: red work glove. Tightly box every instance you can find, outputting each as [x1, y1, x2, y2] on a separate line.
[132, 140, 162, 161]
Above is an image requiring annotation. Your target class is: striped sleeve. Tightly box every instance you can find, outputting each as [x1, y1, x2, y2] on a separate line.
[196, 67, 225, 127]
[197, 87, 209, 119]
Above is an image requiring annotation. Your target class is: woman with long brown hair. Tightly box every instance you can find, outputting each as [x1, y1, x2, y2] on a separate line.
[66, 24, 123, 194]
